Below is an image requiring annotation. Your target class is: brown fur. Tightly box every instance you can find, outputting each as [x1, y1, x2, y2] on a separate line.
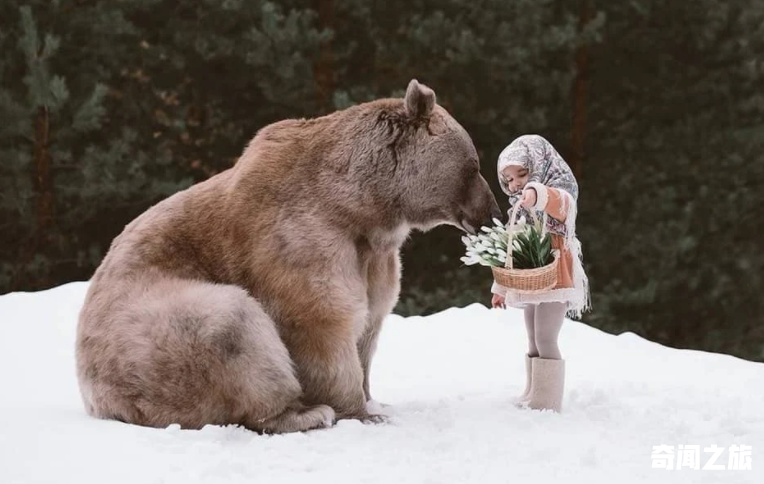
[76, 80, 500, 433]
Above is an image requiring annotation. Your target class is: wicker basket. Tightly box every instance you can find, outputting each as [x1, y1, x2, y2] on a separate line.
[491, 203, 559, 293]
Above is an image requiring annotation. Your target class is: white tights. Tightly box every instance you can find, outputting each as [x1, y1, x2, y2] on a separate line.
[523, 302, 566, 360]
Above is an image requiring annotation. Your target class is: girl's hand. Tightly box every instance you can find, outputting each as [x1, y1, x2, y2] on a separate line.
[520, 188, 537, 208]
[491, 293, 506, 309]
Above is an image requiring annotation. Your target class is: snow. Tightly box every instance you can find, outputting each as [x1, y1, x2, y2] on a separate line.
[1, 282, 762, 484]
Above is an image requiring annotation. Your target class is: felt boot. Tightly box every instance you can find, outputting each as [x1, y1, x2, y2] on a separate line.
[526, 358, 565, 412]
[514, 354, 535, 406]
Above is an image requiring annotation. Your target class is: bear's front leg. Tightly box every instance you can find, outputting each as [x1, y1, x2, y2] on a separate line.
[359, 251, 400, 405]
[357, 316, 392, 420]
[357, 317, 382, 402]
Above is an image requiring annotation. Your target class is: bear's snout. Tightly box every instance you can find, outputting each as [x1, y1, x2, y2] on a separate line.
[460, 176, 501, 234]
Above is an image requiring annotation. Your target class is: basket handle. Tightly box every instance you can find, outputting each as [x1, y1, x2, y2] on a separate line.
[505, 196, 549, 269]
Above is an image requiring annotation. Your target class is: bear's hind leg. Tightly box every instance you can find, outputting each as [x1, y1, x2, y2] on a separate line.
[286, 326, 375, 422]
[247, 404, 335, 434]
[81, 279, 334, 432]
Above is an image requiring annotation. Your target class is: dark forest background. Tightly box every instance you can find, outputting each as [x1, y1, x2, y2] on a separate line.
[2, 0, 763, 361]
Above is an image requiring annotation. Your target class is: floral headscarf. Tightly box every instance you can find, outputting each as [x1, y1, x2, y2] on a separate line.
[497, 134, 578, 236]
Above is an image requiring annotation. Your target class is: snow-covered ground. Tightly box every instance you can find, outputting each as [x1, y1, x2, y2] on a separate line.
[1, 282, 761, 484]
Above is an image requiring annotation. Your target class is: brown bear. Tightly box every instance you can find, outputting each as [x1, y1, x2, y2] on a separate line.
[75, 79, 500, 433]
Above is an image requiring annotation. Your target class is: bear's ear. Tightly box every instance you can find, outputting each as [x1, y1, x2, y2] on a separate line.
[404, 79, 436, 119]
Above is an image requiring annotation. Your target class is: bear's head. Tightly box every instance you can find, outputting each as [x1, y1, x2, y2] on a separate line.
[392, 79, 501, 234]
[235, 79, 500, 237]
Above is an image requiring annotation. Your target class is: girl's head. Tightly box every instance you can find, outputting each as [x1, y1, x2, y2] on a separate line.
[497, 134, 579, 201]
[501, 165, 529, 194]
[497, 140, 534, 195]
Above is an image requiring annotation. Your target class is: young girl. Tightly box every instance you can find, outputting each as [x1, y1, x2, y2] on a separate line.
[491, 134, 590, 413]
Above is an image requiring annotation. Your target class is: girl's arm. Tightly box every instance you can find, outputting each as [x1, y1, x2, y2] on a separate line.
[524, 182, 575, 223]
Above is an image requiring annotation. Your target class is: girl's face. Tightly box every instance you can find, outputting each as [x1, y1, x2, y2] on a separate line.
[502, 165, 529, 194]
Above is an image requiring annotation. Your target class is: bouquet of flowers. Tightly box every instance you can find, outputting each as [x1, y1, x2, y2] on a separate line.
[461, 217, 553, 269]
[461, 214, 558, 292]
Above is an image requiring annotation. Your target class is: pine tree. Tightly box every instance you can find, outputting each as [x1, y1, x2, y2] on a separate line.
[0, 6, 103, 287]
[0, 2, 190, 290]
